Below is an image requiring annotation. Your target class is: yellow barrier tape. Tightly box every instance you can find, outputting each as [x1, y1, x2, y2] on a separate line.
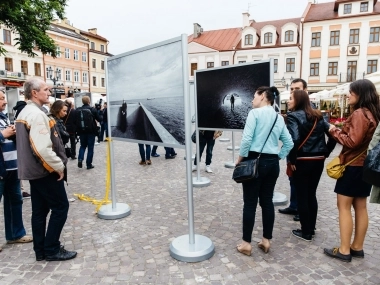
[74, 137, 112, 213]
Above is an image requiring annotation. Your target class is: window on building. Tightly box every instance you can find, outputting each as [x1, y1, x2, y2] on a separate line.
[369, 27, 380, 42]
[82, 72, 88, 83]
[4, 58, 13, 72]
[273, 59, 278, 73]
[65, 48, 70, 59]
[92, 59, 96, 68]
[65, 70, 71, 81]
[311, 32, 321, 47]
[310, 63, 319, 76]
[360, 2, 369, 12]
[90, 42, 95, 50]
[3, 30, 11, 45]
[349, 29, 360, 44]
[101, 78, 105, 87]
[57, 68, 62, 80]
[285, 30, 294, 42]
[207, 62, 214, 68]
[330, 31, 340, 45]
[93, 76, 97, 86]
[100, 45, 105, 52]
[82, 52, 87, 62]
[344, 3, 352, 14]
[347, 61, 357, 82]
[221, 61, 229, 66]
[74, 50, 79, 60]
[56, 46, 61, 57]
[264, 32, 273, 44]
[74, 71, 79, 82]
[328, 62, 338, 75]
[34, 63, 41, 76]
[101, 60, 105, 70]
[21, 60, 28, 75]
[190, 63, 197, 76]
[238, 61, 246, 64]
[367, 60, 378, 74]
[245, 34, 253, 45]
[286, 58, 295, 72]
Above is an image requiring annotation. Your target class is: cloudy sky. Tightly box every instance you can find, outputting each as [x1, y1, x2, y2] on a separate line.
[65, 0, 332, 55]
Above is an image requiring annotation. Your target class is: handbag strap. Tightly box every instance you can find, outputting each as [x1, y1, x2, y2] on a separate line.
[298, 118, 317, 150]
[258, 114, 278, 156]
[344, 149, 367, 167]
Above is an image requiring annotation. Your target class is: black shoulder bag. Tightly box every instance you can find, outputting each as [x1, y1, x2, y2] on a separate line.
[363, 140, 380, 187]
[232, 115, 278, 183]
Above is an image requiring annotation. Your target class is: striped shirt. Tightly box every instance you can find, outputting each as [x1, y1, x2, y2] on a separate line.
[0, 113, 17, 171]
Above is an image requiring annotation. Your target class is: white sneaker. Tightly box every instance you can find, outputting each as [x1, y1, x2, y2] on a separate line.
[95, 142, 100, 145]
[192, 165, 197, 172]
[205, 165, 213, 173]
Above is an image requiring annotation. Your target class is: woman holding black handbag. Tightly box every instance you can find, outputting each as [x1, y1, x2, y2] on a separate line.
[287, 90, 336, 242]
[235, 86, 293, 256]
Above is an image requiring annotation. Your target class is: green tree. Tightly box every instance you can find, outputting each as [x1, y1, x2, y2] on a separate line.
[0, 0, 67, 57]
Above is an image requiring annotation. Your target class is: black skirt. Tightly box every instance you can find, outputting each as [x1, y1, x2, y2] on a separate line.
[334, 166, 372, 197]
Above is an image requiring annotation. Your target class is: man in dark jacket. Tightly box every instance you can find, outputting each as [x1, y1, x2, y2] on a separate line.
[75, 96, 101, 169]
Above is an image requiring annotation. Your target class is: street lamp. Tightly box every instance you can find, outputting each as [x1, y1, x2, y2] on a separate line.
[47, 66, 61, 101]
[281, 76, 294, 90]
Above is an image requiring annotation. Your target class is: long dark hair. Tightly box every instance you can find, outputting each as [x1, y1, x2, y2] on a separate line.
[292, 90, 322, 121]
[255, 86, 279, 106]
[349, 79, 380, 123]
[50, 100, 68, 118]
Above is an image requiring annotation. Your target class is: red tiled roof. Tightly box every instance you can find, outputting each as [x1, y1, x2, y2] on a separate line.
[80, 30, 108, 42]
[188, 28, 242, 51]
[305, 1, 380, 22]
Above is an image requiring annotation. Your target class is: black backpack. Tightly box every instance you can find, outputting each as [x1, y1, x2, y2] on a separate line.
[75, 108, 95, 133]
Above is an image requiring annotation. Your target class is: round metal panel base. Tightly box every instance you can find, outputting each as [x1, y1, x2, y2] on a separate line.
[273, 192, 288, 206]
[184, 154, 195, 160]
[192, 176, 211, 188]
[219, 138, 230, 142]
[170, 234, 215, 262]
[227, 146, 240, 151]
[97, 203, 131, 220]
[224, 161, 235, 168]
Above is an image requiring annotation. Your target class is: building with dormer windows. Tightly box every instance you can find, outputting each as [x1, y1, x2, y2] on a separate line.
[301, 0, 380, 92]
[188, 13, 302, 91]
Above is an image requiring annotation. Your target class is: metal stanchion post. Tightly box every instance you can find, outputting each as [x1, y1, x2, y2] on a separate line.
[227, 131, 240, 151]
[225, 131, 236, 168]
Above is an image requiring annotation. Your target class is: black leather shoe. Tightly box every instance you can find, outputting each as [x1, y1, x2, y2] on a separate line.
[36, 255, 45, 261]
[71, 155, 77, 160]
[293, 215, 300, 221]
[45, 246, 77, 261]
[165, 155, 175, 159]
[78, 160, 83, 168]
[278, 207, 297, 215]
[87, 165, 95, 169]
[350, 248, 364, 258]
[324, 247, 352, 262]
[292, 229, 312, 242]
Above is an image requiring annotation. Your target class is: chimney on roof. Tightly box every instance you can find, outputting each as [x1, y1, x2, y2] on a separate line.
[88, 28, 98, 35]
[63, 18, 70, 25]
[193, 23, 203, 38]
[242, 12, 250, 28]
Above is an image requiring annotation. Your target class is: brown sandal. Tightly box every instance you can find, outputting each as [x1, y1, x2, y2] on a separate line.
[7, 235, 33, 244]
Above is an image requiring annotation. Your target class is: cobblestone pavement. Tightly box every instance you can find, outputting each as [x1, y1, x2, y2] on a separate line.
[0, 132, 380, 285]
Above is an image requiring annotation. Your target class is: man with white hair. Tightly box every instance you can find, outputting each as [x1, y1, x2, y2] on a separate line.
[15, 78, 77, 261]
[0, 90, 32, 251]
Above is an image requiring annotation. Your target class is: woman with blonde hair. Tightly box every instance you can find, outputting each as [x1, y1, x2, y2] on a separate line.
[324, 79, 380, 262]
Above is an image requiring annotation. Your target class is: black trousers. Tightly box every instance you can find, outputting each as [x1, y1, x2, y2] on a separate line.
[293, 159, 325, 235]
[69, 133, 76, 157]
[242, 153, 279, 242]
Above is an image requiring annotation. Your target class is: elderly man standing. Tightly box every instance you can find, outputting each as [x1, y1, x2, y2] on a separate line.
[0, 90, 32, 251]
[15, 78, 77, 261]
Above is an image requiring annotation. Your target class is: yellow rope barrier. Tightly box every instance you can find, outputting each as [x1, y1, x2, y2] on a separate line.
[74, 137, 112, 212]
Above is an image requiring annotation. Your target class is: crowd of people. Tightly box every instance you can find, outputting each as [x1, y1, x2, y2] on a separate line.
[0, 76, 379, 265]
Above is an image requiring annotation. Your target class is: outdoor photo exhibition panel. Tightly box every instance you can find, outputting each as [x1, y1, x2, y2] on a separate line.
[107, 37, 185, 148]
[195, 60, 272, 131]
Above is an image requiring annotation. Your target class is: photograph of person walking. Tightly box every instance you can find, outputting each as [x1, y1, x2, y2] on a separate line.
[286, 90, 336, 242]
[235, 86, 293, 256]
[324, 79, 380, 262]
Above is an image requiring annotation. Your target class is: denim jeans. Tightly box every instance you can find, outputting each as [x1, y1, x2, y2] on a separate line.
[0, 170, 26, 241]
[289, 176, 298, 211]
[78, 134, 96, 167]
[151, 145, 158, 155]
[241, 153, 280, 242]
[29, 173, 69, 256]
[194, 137, 215, 166]
[293, 159, 324, 235]
[138, 144, 151, 161]
[100, 122, 108, 141]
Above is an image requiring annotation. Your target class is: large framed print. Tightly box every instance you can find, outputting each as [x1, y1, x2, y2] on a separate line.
[195, 60, 272, 130]
[106, 36, 185, 147]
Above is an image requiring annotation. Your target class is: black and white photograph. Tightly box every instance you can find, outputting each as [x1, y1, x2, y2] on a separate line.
[107, 37, 185, 146]
[196, 61, 272, 130]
